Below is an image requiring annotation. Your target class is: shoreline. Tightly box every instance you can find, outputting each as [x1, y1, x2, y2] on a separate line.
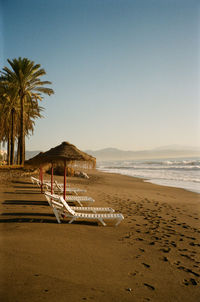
[0, 169, 200, 301]
[97, 167, 200, 195]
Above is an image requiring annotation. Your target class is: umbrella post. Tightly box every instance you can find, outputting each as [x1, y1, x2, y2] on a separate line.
[39, 167, 41, 182]
[40, 166, 43, 193]
[63, 161, 66, 200]
[51, 163, 54, 194]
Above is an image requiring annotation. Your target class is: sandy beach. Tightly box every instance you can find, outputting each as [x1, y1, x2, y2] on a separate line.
[0, 169, 200, 302]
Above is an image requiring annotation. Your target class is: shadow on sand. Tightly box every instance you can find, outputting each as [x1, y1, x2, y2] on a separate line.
[4, 191, 42, 195]
[13, 185, 37, 189]
[3, 199, 48, 206]
[0, 212, 98, 226]
[12, 180, 33, 185]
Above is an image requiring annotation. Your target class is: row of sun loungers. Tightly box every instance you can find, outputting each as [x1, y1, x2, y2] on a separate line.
[31, 176, 86, 195]
[31, 176, 124, 226]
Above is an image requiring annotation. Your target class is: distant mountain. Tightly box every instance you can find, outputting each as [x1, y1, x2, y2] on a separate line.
[25, 146, 200, 161]
[85, 146, 200, 161]
[25, 150, 41, 160]
[153, 145, 200, 151]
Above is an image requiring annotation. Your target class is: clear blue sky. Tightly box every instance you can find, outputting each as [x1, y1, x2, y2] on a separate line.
[1, 0, 200, 151]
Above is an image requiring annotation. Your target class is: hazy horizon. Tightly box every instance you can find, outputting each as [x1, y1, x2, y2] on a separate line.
[1, 143, 200, 153]
[0, 0, 199, 151]
[23, 144, 200, 162]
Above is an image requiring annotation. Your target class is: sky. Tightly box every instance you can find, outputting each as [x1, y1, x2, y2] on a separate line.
[0, 0, 200, 151]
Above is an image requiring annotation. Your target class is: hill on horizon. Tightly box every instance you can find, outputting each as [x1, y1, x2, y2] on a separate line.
[85, 145, 200, 160]
[25, 145, 200, 161]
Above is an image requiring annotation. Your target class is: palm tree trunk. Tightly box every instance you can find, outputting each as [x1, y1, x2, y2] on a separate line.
[17, 136, 20, 165]
[20, 94, 25, 165]
[24, 134, 25, 161]
[10, 108, 15, 165]
[7, 133, 11, 165]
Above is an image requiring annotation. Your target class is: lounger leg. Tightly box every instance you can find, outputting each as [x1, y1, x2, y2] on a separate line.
[98, 218, 106, 226]
[115, 218, 122, 226]
[68, 217, 76, 224]
[53, 208, 61, 224]
[46, 196, 51, 206]
[77, 200, 82, 206]
[68, 216, 76, 223]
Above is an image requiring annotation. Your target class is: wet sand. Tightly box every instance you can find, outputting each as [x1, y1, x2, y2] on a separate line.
[0, 169, 200, 302]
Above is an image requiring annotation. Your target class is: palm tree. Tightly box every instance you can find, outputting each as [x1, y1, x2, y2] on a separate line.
[0, 57, 54, 165]
[0, 84, 45, 165]
[0, 79, 21, 165]
[0, 82, 15, 164]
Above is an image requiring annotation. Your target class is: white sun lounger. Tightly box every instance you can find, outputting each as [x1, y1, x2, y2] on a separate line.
[31, 176, 53, 188]
[31, 177, 70, 187]
[45, 192, 114, 215]
[44, 192, 124, 226]
[31, 177, 83, 195]
[45, 191, 95, 207]
[53, 181, 86, 195]
[31, 176, 42, 186]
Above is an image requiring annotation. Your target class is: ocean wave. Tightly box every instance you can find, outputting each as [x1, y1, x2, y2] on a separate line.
[99, 168, 200, 183]
[97, 158, 200, 171]
[97, 158, 200, 193]
[98, 165, 200, 171]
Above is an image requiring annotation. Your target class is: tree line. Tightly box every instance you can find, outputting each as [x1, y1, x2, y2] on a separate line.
[0, 57, 54, 165]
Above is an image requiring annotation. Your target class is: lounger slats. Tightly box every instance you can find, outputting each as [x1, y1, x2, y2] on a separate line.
[54, 181, 86, 194]
[31, 177, 85, 195]
[45, 192, 95, 206]
[44, 192, 124, 226]
[72, 207, 114, 213]
[76, 213, 123, 218]
[65, 196, 94, 202]
[60, 196, 124, 226]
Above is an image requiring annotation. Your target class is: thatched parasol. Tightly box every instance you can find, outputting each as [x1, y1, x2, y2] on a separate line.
[26, 142, 96, 198]
[25, 152, 47, 192]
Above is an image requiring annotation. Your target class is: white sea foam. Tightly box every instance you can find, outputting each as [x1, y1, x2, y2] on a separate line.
[97, 158, 200, 194]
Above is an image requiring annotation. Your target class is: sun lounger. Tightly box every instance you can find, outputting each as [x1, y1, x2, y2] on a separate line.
[45, 191, 95, 207]
[45, 192, 114, 215]
[44, 192, 124, 226]
[52, 180, 87, 195]
[31, 177, 71, 191]
[31, 176, 52, 187]
[31, 176, 42, 186]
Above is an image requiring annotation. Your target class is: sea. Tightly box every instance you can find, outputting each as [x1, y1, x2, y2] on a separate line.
[97, 157, 200, 194]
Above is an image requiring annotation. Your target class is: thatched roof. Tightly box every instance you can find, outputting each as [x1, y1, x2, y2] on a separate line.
[25, 142, 96, 167]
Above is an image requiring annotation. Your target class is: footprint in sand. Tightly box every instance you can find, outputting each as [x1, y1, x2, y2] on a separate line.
[183, 278, 198, 286]
[144, 283, 155, 290]
[160, 247, 171, 253]
[170, 241, 177, 247]
[136, 238, 144, 241]
[129, 270, 139, 277]
[177, 266, 200, 277]
[187, 236, 196, 240]
[174, 261, 181, 266]
[142, 263, 151, 268]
